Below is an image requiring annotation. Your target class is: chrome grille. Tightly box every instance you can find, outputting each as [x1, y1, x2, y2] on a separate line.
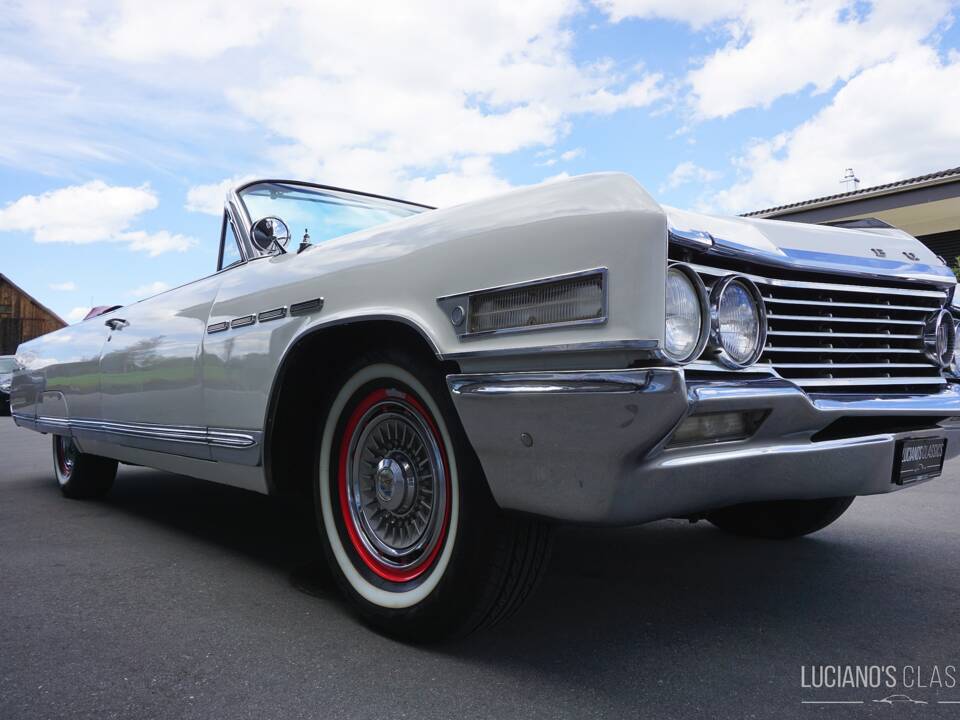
[692, 263, 949, 393]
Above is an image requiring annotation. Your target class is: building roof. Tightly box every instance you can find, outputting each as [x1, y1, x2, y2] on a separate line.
[744, 166, 960, 218]
[0, 273, 68, 326]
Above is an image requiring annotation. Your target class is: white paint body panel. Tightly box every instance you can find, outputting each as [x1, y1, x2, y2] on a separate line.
[10, 172, 955, 497]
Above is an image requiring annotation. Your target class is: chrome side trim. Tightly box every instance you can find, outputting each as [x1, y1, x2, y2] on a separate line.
[207, 321, 230, 334]
[26, 416, 262, 466]
[449, 370, 656, 397]
[290, 298, 324, 316]
[440, 338, 659, 361]
[231, 314, 256, 329]
[436, 267, 608, 340]
[258, 307, 287, 323]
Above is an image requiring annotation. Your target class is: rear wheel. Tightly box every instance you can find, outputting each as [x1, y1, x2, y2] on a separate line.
[53, 435, 118, 499]
[707, 496, 855, 539]
[315, 351, 552, 642]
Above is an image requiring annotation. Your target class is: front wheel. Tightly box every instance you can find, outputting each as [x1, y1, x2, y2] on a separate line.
[707, 496, 855, 539]
[315, 351, 552, 642]
[53, 435, 118, 499]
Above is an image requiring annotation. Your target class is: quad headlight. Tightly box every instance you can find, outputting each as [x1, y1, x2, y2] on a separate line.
[924, 309, 956, 369]
[709, 275, 766, 368]
[663, 264, 709, 363]
[952, 318, 960, 374]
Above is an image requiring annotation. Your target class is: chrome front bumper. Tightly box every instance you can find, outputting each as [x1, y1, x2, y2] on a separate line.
[447, 369, 960, 525]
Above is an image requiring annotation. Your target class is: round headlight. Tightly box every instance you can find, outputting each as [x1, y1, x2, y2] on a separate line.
[710, 275, 766, 368]
[952, 319, 960, 374]
[664, 265, 708, 363]
[924, 309, 956, 368]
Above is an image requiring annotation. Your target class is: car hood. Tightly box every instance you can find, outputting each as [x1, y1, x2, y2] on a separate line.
[665, 205, 956, 286]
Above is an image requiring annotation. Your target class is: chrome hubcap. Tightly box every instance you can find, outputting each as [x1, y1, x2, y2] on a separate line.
[374, 457, 416, 513]
[57, 436, 77, 477]
[346, 399, 446, 570]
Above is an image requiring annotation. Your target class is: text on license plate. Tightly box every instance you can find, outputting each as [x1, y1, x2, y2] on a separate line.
[893, 437, 947, 486]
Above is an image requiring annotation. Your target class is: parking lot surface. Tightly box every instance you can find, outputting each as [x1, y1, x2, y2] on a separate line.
[2, 416, 959, 719]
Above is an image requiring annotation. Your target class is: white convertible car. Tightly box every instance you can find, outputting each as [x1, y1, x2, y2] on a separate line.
[10, 173, 960, 639]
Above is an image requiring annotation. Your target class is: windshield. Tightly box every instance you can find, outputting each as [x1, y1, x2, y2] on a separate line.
[0, 358, 18, 373]
[239, 182, 426, 246]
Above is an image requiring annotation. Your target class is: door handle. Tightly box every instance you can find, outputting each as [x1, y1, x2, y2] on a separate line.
[105, 318, 129, 331]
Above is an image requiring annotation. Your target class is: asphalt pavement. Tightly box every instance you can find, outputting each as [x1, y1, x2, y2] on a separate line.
[2, 416, 959, 719]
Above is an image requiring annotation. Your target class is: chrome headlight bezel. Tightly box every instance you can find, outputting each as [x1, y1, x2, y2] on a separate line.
[924, 309, 957, 369]
[663, 263, 710, 364]
[951, 318, 960, 376]
[708, 274, 767, 369]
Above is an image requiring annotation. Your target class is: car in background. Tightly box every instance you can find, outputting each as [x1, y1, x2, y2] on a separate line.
[0, 355, 19, 415]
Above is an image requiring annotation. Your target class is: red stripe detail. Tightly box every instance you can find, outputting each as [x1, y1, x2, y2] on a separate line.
[55, 437, 71, 477]
[337, 387, 452, 584]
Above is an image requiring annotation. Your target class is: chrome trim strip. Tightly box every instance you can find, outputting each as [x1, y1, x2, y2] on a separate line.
[436, 267, 608, 340]
[790, 376, 946, 387]
[30, 416, 260, 455]
[258, 307, 287, 323]
[766, 313, 924, 326]
[762, 362, 931, 369]
[290, 298, 324, 316]
[440, 338, 659, 361]
[231, 314, 256, 329]
[765, 346, 924, 354]
[207, 321, 229, 334]
[682, 239, 956, 286]
[690, 262, 948, 299]
[449, 370, 655, 396]
[767, 330, 920, 339]
[765, 297, 938, 312]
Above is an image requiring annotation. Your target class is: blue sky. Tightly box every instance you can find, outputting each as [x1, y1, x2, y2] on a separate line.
[1, 0, 958, 322]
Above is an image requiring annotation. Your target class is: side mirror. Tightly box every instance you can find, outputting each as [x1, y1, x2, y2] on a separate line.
[251, 216, 291, 253]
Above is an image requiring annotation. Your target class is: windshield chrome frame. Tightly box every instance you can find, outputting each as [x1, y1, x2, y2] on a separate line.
[227, 179, 433, 262]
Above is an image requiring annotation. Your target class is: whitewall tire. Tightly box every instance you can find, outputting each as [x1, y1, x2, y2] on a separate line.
[313, 349, 553, 641]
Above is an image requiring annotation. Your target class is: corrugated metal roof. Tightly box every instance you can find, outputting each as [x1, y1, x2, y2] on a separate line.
[743, 166, 960, 218]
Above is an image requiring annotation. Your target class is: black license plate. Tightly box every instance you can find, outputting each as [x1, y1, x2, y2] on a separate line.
[893, 437, 947, 485]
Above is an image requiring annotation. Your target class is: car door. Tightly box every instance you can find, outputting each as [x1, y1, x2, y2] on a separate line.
[97, 273, 223, 460]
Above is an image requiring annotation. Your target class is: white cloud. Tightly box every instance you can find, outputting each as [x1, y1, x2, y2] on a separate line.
[186, 175, 256, 215]
[560, 148, 584, 161]
[66, 307, 91, 323]
[129, 281, 171, 297]
[660, 160, 720, 192]
[0, 181, 194, 256]
[404, 157, 514, 208]
[0, 181, 157, 243]
[9, 1, 662, 206]
[595, 0, 746, 28]
[120, 230, 196, 257]
[93, 0, 285, 62]
[708, 47, 960, 213]
[49, 281, 76, 291]
[598, 0, 953, 119]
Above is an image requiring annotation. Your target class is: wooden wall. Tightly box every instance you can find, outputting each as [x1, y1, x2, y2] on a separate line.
[0, 275, 67, 355]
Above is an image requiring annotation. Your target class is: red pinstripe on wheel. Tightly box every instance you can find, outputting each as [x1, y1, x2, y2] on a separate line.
[337, 387, 451, 583]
